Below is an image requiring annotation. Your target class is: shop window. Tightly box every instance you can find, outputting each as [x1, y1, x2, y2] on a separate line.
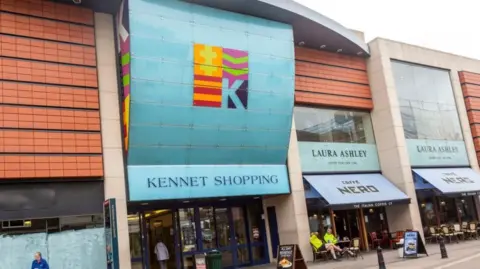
[294, 107, 375, 144]
[391, 61, 462, 140]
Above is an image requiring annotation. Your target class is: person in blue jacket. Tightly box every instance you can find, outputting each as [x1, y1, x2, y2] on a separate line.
[31, 252, 49, 269]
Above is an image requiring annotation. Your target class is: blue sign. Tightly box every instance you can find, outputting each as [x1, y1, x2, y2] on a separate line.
[104, 199, 120, 269]
[403, 231, 418, 257]
[127, 165, 291, 201]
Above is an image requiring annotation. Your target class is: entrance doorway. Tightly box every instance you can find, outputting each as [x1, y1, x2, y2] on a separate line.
[146, 210, 176, 269]
[140, 203, 268, 269]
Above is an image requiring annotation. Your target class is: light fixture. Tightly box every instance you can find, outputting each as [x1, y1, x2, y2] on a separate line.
[369, 208, 374, 213]
[336, 49, 342, 53]
[298, 41, 305, 46]
[461, 199, 465, 203]
[183, 200, 190, 203]
[357, 51, 363, 55]
[140, 203, 148, 206]
[313, 214, 318, 219]
[253, 197, 260, 199]
[421, 203, 426, 208]
[440, 201, 446, 206]
[320, 45, 326, 49]
[219, 198, 226, 201]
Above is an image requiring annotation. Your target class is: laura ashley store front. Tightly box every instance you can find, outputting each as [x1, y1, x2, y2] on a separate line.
[295, 106, 410, 250]
[389, 60, 480, 228]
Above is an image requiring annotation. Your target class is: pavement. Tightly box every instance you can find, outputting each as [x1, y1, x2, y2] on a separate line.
[256, 240, 480, 269]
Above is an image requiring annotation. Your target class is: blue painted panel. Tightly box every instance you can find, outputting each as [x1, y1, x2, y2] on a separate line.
[127, 164, 291, 201]
[127, 0, 295, 166]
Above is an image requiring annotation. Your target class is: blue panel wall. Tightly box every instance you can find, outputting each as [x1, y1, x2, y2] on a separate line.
[127, 0, 295, 166]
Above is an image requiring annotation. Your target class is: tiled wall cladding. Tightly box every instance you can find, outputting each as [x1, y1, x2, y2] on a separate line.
[294, 47, 373, 109]
[0, 0, 102, 179]
[460, 71, 480, 164]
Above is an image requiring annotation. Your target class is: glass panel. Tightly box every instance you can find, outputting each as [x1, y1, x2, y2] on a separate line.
[221, 250, 233, 268]
[179, 208, 197, 252]
[438, 197, 458, 224]
[128, 214, 142, 259]
[247, 203, 263, 243]
[237, 246, 249, 265]
[199, 207, 216, 249]
[418, 198, 437, 227]
[391, 61, 462, 140]
[232, 207, 247, 245]
[182, 254, 195, 269]
[215, 208, 230, 247]
[252, 246, 266, 263]
[294, 106, 375, 144]
[459, 197, 478, 222]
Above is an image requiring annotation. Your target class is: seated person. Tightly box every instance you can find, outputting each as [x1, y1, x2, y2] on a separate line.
[309, 232, 340, 261]
[323, 228, 354, 257]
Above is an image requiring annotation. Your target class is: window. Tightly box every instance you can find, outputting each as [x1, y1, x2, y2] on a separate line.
[294, 106, 375, 144]
[391, 61, 462, 140]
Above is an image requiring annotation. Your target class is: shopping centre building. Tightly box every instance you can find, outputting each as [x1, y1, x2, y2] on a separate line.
[3, 0, 480, 268]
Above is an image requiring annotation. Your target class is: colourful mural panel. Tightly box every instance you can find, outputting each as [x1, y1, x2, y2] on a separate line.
[117, 0, 131, 152]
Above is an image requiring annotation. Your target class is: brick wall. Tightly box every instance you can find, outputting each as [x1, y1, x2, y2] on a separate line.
[0, 0, 103, 179]
[294, 47, 372, 109]
[460, 71, 480, 163]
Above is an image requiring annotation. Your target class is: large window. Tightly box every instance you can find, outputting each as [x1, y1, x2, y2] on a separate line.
[294, 107, 375, 144]
[391, 61, 462, 140]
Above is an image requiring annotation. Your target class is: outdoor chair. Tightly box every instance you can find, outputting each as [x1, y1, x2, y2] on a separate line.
[441, 225, 457, 243]
[369, 232, 383, 249]
[427, 226, 440, 243]
[349, 237, 363, 259]
[311, 243, 330, 262]
[391, 231, 404, 247]
[466, 222, 478, 240]
[453, 224, 465, 241]
[462, 222, 468, 233]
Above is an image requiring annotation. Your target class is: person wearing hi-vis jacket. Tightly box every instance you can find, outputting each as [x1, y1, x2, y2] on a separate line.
[324, 227, 354, 257]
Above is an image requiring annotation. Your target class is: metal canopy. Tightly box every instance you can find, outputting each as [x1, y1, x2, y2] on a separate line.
[56, 0, 369, 56]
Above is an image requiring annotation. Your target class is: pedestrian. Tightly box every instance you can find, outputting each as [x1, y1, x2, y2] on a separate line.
[31, 252, 49, 269]
[154, 238, 169, 269]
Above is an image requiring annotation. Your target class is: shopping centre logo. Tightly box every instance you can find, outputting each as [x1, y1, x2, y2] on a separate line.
[193, 44, 249, 109]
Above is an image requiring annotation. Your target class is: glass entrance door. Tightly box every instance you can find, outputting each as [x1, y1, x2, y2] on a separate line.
[176, 206, 245, 269]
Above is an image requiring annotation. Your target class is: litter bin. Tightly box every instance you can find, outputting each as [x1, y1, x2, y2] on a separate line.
[206, 250, 222, 269]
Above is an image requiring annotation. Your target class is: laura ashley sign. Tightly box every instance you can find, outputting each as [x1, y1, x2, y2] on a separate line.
[298, 142, 380, 173]
[406, 139, 469, 167]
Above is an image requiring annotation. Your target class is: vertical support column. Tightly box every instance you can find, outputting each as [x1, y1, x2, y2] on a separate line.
[95, 12, 132, 269]
[329, 209, 336, 235]
[358, 209, 369, 251]
[263, 117, 312, 262]
[367, 39, 423, 240]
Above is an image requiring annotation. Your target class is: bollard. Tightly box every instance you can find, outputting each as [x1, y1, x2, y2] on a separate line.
[377, 246, 386, 269]
[439, 236, 448, 259]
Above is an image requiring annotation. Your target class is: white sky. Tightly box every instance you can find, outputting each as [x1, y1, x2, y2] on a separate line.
[294, 0, 480, 59]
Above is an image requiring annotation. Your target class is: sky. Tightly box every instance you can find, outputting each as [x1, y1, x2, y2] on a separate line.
[294, 0, 480, 59]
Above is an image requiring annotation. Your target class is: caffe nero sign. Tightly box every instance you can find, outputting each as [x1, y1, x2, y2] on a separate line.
[127, 164, 291, 201]
[298, 142, 380, 173]
[406, 139, 469, 167]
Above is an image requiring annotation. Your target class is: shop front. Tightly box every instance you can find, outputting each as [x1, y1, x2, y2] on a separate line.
[295, 106, 411, 250]
[120, 0, 296, 268]
[390, 61, 480, 230]
[127, 165, 291, 269]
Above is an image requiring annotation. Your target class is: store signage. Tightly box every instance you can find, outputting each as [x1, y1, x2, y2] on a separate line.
[406, 139, 469, 167]
[127, 164, 290, 201]
[104, 199, 120, 269]
[403, 230, 428, 258]
[298, 142, 380, 172]
[276, 244, 307, 269]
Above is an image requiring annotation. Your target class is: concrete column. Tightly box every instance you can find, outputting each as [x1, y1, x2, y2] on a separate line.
[367, 40, 423, 237]
[95, 12, 132, 269]
[263, 118, 312, 262]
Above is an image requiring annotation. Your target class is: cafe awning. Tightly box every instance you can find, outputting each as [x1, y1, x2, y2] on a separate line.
[303, 174, 410, 210]
[413, 168, 480, 196]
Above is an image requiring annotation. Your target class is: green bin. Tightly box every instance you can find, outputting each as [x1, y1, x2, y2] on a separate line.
[205, 250, 222, 269]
